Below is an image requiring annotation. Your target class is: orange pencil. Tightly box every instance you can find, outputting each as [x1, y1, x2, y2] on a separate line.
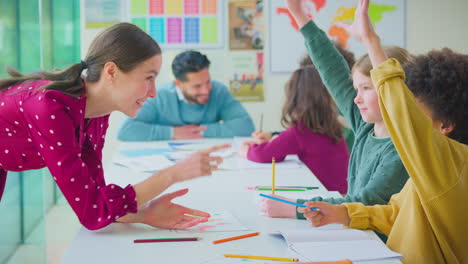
[212, 232, 260, 244]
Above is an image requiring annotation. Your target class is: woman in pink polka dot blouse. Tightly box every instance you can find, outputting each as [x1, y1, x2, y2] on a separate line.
[0, 23, 228, 230]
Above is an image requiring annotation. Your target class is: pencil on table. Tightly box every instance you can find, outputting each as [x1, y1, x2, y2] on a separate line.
[212, 232, 260, 244]
[133, 237, 200, 243]
[272, 157, 276, 194]
[224, 254, 299, 262]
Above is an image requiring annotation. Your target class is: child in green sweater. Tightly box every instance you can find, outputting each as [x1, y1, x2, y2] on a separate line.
[261, 3, 411, 221]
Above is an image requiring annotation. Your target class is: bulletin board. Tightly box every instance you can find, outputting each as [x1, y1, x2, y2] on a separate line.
[127, 0, 224, 48]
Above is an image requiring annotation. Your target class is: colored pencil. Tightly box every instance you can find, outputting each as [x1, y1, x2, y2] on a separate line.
[183, 213, 205, 218]
[255, 186, 319, 190]
[256, 188, 306, 191]
[213, 232, 260, 244]
[272, 157, 276, 194]
[134, 237, 200, 243]
[224, 254, 299, 262]
[260, 193, 320, 211]
[259, 113, 263, 132]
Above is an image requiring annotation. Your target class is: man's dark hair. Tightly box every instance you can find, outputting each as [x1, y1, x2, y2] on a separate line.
[172, 50, 211, 82]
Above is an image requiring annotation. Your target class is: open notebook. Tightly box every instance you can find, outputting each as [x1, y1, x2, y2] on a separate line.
[278, 229, 403, 262]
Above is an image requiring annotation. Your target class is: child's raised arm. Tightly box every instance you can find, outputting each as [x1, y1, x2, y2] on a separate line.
[340, 0, 387, 68]
[286, 0, 363, 132]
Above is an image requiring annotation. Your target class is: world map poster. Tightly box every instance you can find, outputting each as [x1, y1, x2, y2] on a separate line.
[269, 0, 405, 73]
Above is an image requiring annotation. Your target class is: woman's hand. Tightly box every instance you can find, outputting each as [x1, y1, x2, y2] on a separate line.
[140, 188, 210, 229]
[298, 201, 350, 227]
[170, 144, 231, 183]
[260, 195, 296, 218]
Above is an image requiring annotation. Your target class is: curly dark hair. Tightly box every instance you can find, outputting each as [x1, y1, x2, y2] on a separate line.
[404, 48, 468, 144]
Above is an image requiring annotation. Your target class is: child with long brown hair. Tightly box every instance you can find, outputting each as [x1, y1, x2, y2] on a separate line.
[239, 65, 350, 193]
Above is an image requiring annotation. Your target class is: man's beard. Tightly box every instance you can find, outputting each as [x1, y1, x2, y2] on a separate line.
[182, 91, 209, 105]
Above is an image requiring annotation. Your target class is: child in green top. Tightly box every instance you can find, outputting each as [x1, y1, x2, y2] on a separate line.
[261, 1, 411, 221]
[299, 0, 468, 262]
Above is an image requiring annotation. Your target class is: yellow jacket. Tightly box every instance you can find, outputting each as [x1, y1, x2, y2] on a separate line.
[344, 59, 468, 263]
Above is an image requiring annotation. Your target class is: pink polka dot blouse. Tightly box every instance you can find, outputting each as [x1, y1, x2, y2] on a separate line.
[0, 79, 137, 230]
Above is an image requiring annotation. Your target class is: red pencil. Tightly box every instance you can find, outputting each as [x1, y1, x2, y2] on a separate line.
[134, 237, 200, 243]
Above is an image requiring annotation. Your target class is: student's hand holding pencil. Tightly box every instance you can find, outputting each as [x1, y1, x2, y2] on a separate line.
[251, 131, 272, 143]
[260, 194, 297, 218]
[139, 188, 210, 229]
[170, 144, 231, 182]
[299, 202, 350, 227]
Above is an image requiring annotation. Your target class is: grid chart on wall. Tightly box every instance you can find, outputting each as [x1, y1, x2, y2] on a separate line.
[127, 0, 223, 48]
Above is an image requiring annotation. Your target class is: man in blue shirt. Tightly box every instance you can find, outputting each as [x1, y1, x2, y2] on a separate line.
[117, 50, 255, 141]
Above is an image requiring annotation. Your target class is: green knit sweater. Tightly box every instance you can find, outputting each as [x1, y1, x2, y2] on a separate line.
[296, 20, 408, 219]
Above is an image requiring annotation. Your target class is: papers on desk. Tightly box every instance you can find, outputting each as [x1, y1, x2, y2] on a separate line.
[278, 229, 402, 262]
[167, 141, 236, 161]
[113, 154, 175, 172]
[236, 156, 302, 169]
[177, 211, 249, 233]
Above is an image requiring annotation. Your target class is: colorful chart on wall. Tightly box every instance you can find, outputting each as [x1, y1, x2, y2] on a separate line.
[269, 0, 406, 73]
[127, 0, 223, 48]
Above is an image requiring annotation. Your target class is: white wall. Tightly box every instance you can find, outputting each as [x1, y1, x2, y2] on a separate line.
[81, 0, 468, 166]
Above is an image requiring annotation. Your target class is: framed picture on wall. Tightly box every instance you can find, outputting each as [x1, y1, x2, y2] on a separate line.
[228, 0, 264, 50]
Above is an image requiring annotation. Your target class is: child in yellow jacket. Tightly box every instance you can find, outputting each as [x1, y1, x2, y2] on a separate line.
[286, 0, 468, 263]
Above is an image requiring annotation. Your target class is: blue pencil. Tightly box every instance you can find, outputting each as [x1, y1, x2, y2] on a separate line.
[260, 193, 320, 211]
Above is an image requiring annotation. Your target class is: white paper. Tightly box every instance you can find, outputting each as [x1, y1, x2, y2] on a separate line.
[113, 154, 175, 172]
[277, 229, 402, 262]
[176, 211, 249, 233]
[237, 156, 302, 169]
[291, 239, 403, 262]
[280, 229, 370, 245]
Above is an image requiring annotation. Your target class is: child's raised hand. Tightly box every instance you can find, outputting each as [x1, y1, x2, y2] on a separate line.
[286, 0, 311, 29]
[260, 195, 297, 218]
[286, 0, 305, 16]
[140, 188, 211, 229]
[252, 131, 272, 143]
[299, 201, 350, 227]
[340, 0, 377, 46]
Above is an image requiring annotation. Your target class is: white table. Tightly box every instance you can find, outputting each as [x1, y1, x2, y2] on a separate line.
[61, 139, 401, 264]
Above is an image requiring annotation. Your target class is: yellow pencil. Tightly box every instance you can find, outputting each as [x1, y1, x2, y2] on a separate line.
[272, 157, 276, 194]
[224, 254, 299, 262]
